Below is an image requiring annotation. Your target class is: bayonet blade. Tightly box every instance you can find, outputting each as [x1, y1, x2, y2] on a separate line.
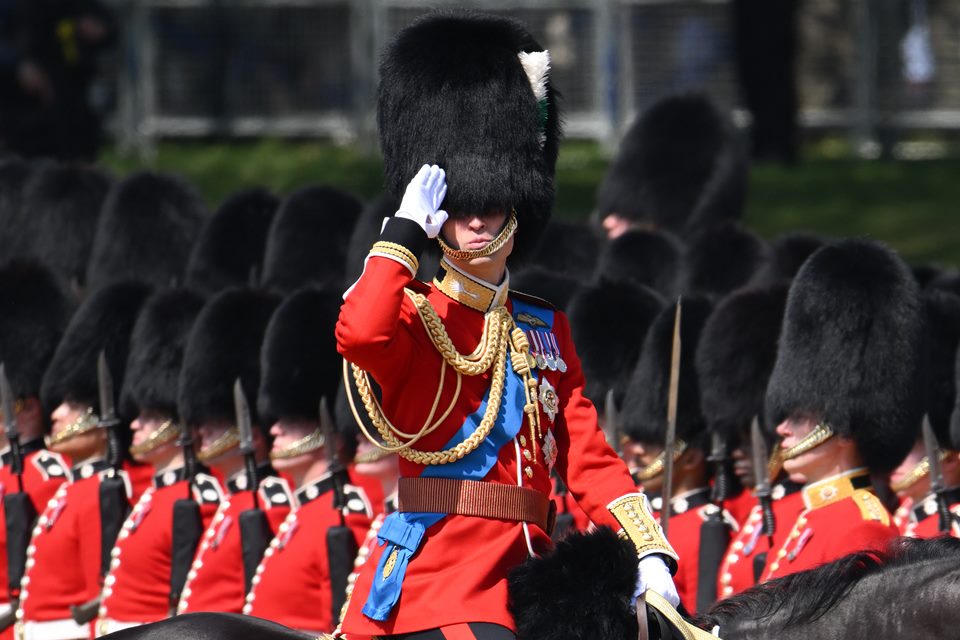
[751, 417, 771, 498]
[660, 298, 682, 539]
[603, 388, 622, 454]
[0, 363, 18, 440]
[318, 397, 339, 473]
[922, 415, 945, 495]
[233, 378, 254, 455]
[97, 351, 117, 427]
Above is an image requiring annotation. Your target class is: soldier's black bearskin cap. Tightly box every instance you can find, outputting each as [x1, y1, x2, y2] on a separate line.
[15, 163, 111, 293]
[681, 222, 768, 298]
[0, 157, 37, 249]
[258, 287, 343, 427]
[0, 261, 74, 399]
[594, 229, 683, 299]
[378, 11, 561, 262]
[120, 288, 205, 420]
[596, 93, 747, 237]
[509, 527, 639, 640]
[185, 188, 279, 296]
[87, 171, 207, 292]
[261, 186, 363, 294]
[568, 280, 665, 411]
[621, 296, 713, 445]
[527, 221, 600, 277]
[696, 285, 789, 442]
[922, 291, 960, 449]
[510, 266, 581, 312]
[40, 281, 152, 417]
[178, 288, 280, 428]
[750, 232, 825, 288]
[765, 239, 924, 473]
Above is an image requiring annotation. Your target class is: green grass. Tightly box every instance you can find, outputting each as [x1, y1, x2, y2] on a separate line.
[101, 139, 960, 267]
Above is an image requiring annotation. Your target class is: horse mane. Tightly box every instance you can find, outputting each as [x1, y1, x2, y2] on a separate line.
[698, 536, 960, 630]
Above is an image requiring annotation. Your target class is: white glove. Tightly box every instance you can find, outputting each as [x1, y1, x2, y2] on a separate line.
[634, 555, 681, 609]
[395, 164, 448, 239]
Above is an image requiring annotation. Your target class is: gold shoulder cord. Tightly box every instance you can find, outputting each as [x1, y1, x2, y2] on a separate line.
[346, 289, 543, 465]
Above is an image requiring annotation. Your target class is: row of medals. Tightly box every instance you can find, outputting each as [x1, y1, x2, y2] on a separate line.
[525, 329, 567, 373]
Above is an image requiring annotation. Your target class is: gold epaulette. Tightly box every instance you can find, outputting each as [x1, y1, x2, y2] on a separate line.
[853, 489, 890, 526]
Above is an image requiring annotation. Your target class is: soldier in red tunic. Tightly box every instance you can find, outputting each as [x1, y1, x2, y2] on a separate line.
[0, 263, 73, 640]
[760, 239, 923, 581]
[94, 289, 221, 636]
[243, 289, 373, 633]
[16, 282, 152, 640]
[335, 13, 678, 640]
[175, 288, 290, 615]
[890, 290, 960, 539]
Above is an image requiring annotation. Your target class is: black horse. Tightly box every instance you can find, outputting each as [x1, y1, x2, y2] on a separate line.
[102, 531, 960, 640]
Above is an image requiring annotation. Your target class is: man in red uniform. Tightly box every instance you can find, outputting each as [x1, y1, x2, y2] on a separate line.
[175, 288, 290, 615]
[243, 289, 372, 633]
[891, 290, 960, 539]
[760, 239, 923, 581]
[16, 282, 152, 640]
[94, 289, 221, 636]
[620, 296, 733, 614]
[0, 262, 73, 639]
[695, 284, 804, 599]
[336, 14, 678, 639]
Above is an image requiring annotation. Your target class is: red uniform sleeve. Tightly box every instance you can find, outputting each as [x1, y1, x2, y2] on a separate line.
[78, 484, 105, 602]
[549, 312, 644, 531]
[336, 217, 429, 382]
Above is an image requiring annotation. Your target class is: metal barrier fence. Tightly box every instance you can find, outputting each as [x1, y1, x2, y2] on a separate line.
[108, 0, 960, 151]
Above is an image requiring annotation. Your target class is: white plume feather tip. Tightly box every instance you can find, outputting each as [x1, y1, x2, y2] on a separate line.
[518, 50, 551, 102]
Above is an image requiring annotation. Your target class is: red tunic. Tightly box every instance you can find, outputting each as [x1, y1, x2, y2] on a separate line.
[761, 469, 898, 581]
[17, 459, 136, 633]
[716, 482, 804, 599]
[892, 496, 913, 532]
[336, 238, 672, 637]
[722, 486, 759, 528]
[244, 474, 372, 633]
[95, 469, 221, 633]
[903, 490, 960, 538]
[176, 473, 291, 615]
[0, 446, 68, 639]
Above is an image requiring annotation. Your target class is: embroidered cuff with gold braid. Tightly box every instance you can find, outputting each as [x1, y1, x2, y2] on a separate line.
[607, 493, 679, 573]
[369, 217, 428, 277]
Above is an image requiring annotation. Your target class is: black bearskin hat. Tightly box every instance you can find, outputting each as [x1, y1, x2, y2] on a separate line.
[344, 193, 441, 286]
[87, 171, 207, 292]
[922, 291, 960, 449]
[593, 229, 683, 299]
[912, 264, 944, 289]
[120, 288, 205, 420]
[929, 271, 960, 298]
[681, 222, 768, 298]
[765, 240, 924, 473]
[696, 284, 789, 442]
[261, 186, 363, 294]
[621, 296, 713, 445]
[378, 11, 561, 262]
[596, 93, 747, 237]
[568, 280, 665, 411]
[527, 221, 600, 277]
[258, 287, 343, 427]
[185, 188, 279, 296]
[40, 281, 152, 417]
[509, 527, 640, 640]
[511, 267, 581, 312]
[0, 157, 37, 250]
[750, 232, 825, 288]
[15, 162, 111, 293]
[178, 288, 280, 428]
[0, 261, 74, 399]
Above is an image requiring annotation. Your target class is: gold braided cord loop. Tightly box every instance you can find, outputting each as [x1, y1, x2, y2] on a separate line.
[346, 288, 541, 465]
[46, 407, 99, 447]
[436, 209, 518, 261]
[128, 419, 182, 456]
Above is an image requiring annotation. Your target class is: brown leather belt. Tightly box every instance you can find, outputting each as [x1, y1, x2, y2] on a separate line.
[398, 477, 556, 533]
